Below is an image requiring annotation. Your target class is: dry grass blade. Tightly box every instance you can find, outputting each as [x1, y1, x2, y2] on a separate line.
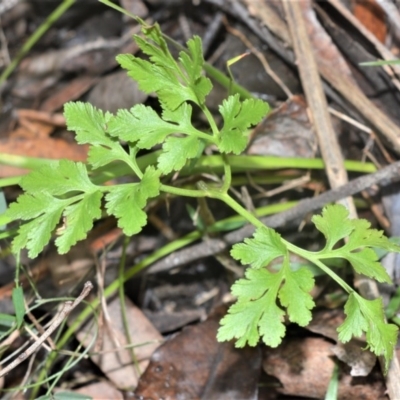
[0, 282, 93, 379]
[282, 0, 355, 214]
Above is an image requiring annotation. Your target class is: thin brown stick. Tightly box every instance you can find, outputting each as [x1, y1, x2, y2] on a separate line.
[0, 281, 93, 378]
[25, 298, 56, 350]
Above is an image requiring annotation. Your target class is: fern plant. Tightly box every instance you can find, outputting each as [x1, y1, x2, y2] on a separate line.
[3, 20, 400, 371]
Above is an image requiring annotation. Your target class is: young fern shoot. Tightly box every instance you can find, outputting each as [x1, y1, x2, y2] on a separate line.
[4, 20, 400, 371]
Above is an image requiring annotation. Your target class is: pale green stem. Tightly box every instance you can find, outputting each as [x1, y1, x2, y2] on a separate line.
[209, 191, 264, 230]
[189, 127, 218, 143]
[160, 184, 207, 198]
[0, 176, 23, 188]
[212, 191, 354, 294]
[200, 104, 220, 136]
[220, 155, 232, 193]
[121, 159, 143, 180]
[126, 149, 143, 179]
[99, 0, 140, 21]
[284, 243, 354, 294]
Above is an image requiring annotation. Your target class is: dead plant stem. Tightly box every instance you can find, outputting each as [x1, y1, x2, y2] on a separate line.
[0, 281, 93, 378]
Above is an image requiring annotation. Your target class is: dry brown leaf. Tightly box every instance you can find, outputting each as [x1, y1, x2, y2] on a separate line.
[353, 0, 386, 42]
[247, 95, 317, 159]
[71, 381, 124, 400]
[263, 337, 385, 399]
[75, 296, 162, 390]
[135, 305, 261, 400]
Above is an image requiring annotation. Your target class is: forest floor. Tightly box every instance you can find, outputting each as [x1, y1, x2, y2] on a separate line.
[1, 0, 400, 399]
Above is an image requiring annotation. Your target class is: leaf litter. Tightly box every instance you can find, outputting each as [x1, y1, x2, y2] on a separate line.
[1, 0, 400, 399]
